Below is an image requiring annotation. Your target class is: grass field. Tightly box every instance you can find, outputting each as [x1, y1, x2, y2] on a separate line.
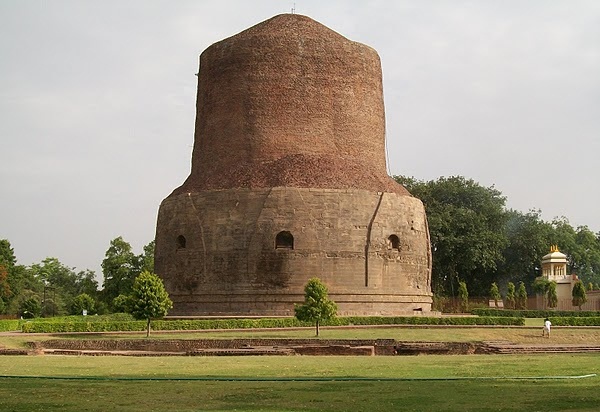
[0, 354, 598, 411]
[1, 325, 600, 411]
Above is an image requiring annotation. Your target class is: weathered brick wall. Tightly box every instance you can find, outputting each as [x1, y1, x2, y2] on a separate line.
[172, 14, 404, 195]
[155, 187, 431, 316]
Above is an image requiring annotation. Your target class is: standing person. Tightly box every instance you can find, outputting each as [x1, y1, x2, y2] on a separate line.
[542, 318, 551, 337]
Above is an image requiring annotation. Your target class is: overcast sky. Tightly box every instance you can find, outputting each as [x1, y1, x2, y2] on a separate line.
[1, 0, 599, 281]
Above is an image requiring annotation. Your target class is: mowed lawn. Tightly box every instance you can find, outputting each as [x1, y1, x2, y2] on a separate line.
[1, 325, 599, 411]
[1, 354, 599, 411]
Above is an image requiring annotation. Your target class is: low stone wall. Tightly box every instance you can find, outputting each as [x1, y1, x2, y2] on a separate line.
[28, 338, 396, 355]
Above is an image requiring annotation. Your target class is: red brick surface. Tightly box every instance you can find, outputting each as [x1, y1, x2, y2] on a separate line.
[173, 13, 407, 195]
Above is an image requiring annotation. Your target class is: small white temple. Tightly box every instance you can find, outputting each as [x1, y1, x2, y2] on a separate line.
[541, 245, 577, 309]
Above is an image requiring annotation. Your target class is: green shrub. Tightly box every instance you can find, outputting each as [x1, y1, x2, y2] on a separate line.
[549, 317, 600, 326]
[20, 315, 524, 332]
[472, 308, 600, 318]
[0, 319, 22, 332]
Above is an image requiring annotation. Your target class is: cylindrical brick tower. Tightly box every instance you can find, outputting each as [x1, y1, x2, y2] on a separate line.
[155, 14, 432, 316]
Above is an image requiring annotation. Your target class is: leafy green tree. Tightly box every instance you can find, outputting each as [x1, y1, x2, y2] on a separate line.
[74, 269, 99, 298]
[139, 240, 155, 273]
[0, 264, 11, 305]
[295, 278, 337, 336]
[128, 271, 173, 337]
[572, 280, 587, 310]
[532, 277, 550, 309]
[20, 296, 41, 318]
[70, 293, 95, 315]
[112, 294, 132, 313]
[547, 281, 558, 309]
[25, 257, 99, 316]
[587, 282, 594, 292]
[395, 176, 508, 296]
[516, 281, 528, 310]
[0, 239, 18, 312]
[458, 281, 469, 312]
[550, 220, 600, 287]
[101, 238, 156, 308]
[499, 209, 553, 286]
[101, 237, 139, 305]
[0, 239, 16, 269]
[505, 282, 516, 309]
[489, 282, 501, 307]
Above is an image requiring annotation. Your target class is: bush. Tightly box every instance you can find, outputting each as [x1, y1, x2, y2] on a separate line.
[550, 317, 600, 326]
[19, 315, 524, 332]
[0, 319, 22, 332]
[472, 308, 600, 318]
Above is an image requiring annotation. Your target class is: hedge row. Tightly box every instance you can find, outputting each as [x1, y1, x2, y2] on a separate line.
[472, 309, 600, 318]
[549, 317, 600, 326]
[22, 313, 135, 323]
[19, 316, 524, 333]
[0, 320, 22, 332]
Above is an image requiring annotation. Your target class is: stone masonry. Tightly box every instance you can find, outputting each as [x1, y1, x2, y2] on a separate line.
[154, 14, 433, 315]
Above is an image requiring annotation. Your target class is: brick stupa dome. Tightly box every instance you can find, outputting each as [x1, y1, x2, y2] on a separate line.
[155, 14, 432, 317]
[173, 13, 409, 196]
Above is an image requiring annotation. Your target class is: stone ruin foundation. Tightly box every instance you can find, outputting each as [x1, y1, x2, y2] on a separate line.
[154, 14, 432, 316]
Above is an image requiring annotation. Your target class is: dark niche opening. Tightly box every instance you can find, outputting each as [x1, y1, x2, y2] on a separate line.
[275, 231, 294, 249]
[388, 234, 400, 250]
[176, 235, 187, 249]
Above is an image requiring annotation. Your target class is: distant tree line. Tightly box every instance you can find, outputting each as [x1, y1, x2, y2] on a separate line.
[395, 175, 600, 298]
[0, 237, 154, 317]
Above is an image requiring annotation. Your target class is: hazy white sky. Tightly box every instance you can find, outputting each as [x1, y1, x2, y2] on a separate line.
[1, 0, 599, 280]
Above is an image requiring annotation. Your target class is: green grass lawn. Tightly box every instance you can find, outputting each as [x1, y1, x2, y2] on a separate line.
[0, 354, 598, 411]
[2, 326, 600, 411]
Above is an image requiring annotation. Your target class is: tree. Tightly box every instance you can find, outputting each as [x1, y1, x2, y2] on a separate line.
[506, 282, 516, 309]
[499, 209, 553, 287]
[101, 237, 139, 305]
[112, 294, 132, 313]
[587, 282, 594, 292]
[20, 296, 41, 318]
[395, 175, 508, 296]
[532, 277, 550, 309]
[516, 281, 528, 310]
[101, 238, 156, 308]
[294, 278, 337, 336]
[546, 281, 558, 309]
[489, 282, 501, 307]
[70, 293, 95, 315]
[0, 239, 17, 313]
[458, 281, 469, 312]
[550, 220, 600, 287]
[572, 280, 587, 310]
[128, 271, 172, 337]
[139, 240, 155, 273]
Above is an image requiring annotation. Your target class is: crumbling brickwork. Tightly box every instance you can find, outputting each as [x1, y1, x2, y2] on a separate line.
[155, 14, 432, 315]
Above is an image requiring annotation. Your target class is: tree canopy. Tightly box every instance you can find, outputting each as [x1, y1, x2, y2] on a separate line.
[294, 278, 337, 336]
[395, 175, 600, 297]
[396, 175, 508, 296]
[128, 271, 173, 337]
[101, 237, 155, 307]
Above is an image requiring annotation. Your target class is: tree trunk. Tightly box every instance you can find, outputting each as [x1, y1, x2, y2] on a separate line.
[146, 318, 151, 337]
[315, 321, 319, 337]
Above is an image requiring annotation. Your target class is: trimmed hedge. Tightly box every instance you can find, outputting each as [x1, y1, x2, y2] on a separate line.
[20, 315, 524, 333]
[472, 309, 600, 318]
[549, 317, 600, 326]
[0, 319, 22, 332]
